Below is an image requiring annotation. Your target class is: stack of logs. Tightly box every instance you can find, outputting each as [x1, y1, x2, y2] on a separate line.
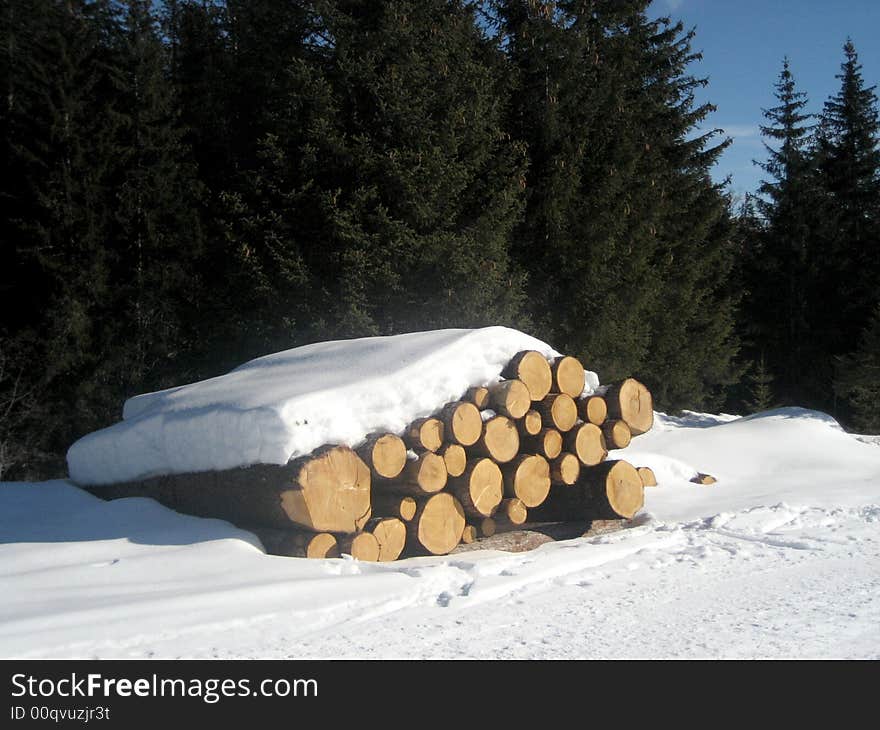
[90, 351, 658, 562]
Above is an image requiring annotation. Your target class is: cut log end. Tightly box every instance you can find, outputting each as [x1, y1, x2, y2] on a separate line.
[396, 452, 447, 494]
[691, 473, 717, 485]
[551, 356, 586, 398]
[338, 532, 381, 562]
[488, 379, 531, 420]
[371, 494, 418, 521]
[550, 452, 581, 485]
[600, 460, 645, 519]
[605, 378, 653, 436]
[367, 517, 407, 561]
[461, 525, 478, 544]
[474, 415, 520, 464]
[499, 497, 528, 525]
[521, 409, 542, 436]
[565, 422, 607, 466]
[408, 492, 466, 555]
[579, 395, 608, 426]
[502, 454, 551, 508]
[439, 443, 467, 478]
[537, 393, 578, 432]
[450, 458, 504, 518]
[502, 350, 552, 401]
[440, 401, 483, 446]
[357, 433, 407, 479]
[405, 417, 445, 452]
[602, 419, 632, 450]
[465, 386, 491, 410]
[637, 467, 658, 487]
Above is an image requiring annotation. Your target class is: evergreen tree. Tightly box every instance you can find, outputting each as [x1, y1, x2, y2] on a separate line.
[835, 304, 880, 433]
[745, 355, 775, 413]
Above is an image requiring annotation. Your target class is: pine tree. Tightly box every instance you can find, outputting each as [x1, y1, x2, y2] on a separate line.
[745, 355, 775, 413]
[835, 304, 880, 433]
[814, 40, 880, 355]
[747, 58, 818, 405]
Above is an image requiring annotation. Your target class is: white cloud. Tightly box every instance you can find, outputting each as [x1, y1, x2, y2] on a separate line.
[722, 124, 761, 139]
[664, 0, 684, 10]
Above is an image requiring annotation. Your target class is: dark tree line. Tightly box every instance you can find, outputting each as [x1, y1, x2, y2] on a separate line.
[738, 42, 880, 431]
[0, 0, 871, 480]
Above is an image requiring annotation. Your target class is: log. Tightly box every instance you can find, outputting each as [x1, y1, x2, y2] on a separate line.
[464, 386, 491, 410]
[535, 393, 578, 432]
[449, 458, 504, 519]
[337, 532, 381, 562]
[371, 494, 417, 521]
[501, 350, 552, 401]
[406, 493, 466, 555]
[604, 378, 653, 435]
[691, 473, 717, 485]
[247, 526, 340, 559]
[551, 355, 586, 398]
[502, 454, 551, 508]
[91, 445, 373, 534]
[522, 427, 563, 460]
[578, 395, 607, 426]
[473, 414, 520, 464]
[461, 525, 479, 544]
[366, 517, 407, 561]
[405, 417, 445, 452]
[383, 452, 447, 495]
[602, 419, 632, 449]
[497, 497, 528, 526]
[549, 452, 581, 485]
[439, 443, 467, 478]
[564, 422, 607, 466]
[488, 379, 531, 420]
[438, 401, 483, 447]
[637, 467, 657, 487]
[478, 517, 497, 538]
[519, 409, 543, 436]
[356, 432, 407, 479]
[530, 460, 644, 521]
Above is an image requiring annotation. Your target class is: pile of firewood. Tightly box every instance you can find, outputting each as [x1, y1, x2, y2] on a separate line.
[91, 351, 658, 561]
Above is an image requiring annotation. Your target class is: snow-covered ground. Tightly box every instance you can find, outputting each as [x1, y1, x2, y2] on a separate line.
[3, 407, 879, 659]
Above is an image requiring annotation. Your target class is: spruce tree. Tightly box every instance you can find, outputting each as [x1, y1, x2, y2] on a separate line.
[745, 355, 775, 413]
[835, 304, 880, 433]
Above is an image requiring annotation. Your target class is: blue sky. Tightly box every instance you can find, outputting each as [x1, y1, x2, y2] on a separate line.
[647, 0, 880, 199]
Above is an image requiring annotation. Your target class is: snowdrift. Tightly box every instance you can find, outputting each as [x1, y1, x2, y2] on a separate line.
[67, 327, 599, 486]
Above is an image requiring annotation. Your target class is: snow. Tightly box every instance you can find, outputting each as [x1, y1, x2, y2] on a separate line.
[67, 327, 592, 486]
[4, 406, 879, 658]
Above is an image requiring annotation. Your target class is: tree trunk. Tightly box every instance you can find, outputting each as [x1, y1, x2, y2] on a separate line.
[406, 493, 466, 555]
[602, 419, 632, 449]
[356, 432, 407, 479]
[578, 395, 607, 426]
[405, 417, 445, 452]
[551, 355, 586, 398]
[382, 452, 447, 495]
[438, 401, 482, 446]
[488, 379, 531, 419]
[564, 422, 607, 466]
[549, 452, 581, 485]
[501, 350, 552, 401]
[535, 393, 578, 432]
[472, 414, 520, 463]
[366, 517, 407, 561]
[604, 378, 653, 435]
[449, 458, 504, 519]
[521, 428, 562, 460]
[502, 454, 551, 508]
[531, 460, 643, 521]
[371, 494, 417, 521]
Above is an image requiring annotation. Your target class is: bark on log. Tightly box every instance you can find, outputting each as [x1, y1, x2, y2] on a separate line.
[532, 460, 644, 520]
[472, 415, 520, 464]
[502, 454, 551, 508]
[602, 419, 632, 449]
[383, 452, 447, 495]
[337, 532, 381, 562]
[464, 386, 491, 410]
[439, 401, 483, 447]
[91, 445, 373, 534]
[406, 493, 466, 555]
[497, 497, 528, 526]
[371, 494, 417, 521]
[449, 458, 504, 519]
[549, 452, 581, 485]
[478, 517, 497, 538]
[578, 395, 607, 426]
[356, 432, 407, 479]
[488, 379, 531, 419]
[691, 473, 717, 485]
[439, 443, 467, 478]
[637, 467, 657, 487]
[551, 355, 586, 398]
[366, 517, 407, 561]
[521, 428, 562, 460]
[604, 378, 653, 435]
[247, 526, 340, 559]
[501, 350, 552, 401]
[405, 417, 445, 452]
[564, 422, 607, 466]
[535, 393, 578, 432]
